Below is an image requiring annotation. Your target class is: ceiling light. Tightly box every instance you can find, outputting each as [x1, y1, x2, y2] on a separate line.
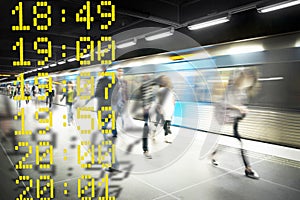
[295, 39, 300, 47]
[33, 69, 38, 72]
[227, 44, 264, 55]
[257, 0, 300, 13]
[81, 54, 90, 59]
[116, 39, 137, 49]
[145, 28, 174, 41]
[58, 60, 66, 65]
[43, 66, 49, 69]
[96, 49, 111, 54]
[258, 77, 284, 81]
[38, 67, 43, 70]
[188, 16, 230, 30]
[67, 57, 77, 62]
[50, 63, 57, 67]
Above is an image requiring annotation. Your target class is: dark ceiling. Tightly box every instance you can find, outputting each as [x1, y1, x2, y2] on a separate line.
[0, 0, 300, 80]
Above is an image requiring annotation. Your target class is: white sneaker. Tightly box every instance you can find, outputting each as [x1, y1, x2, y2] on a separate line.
[165, 135, 172, 143]
[143, 151, 152, 159]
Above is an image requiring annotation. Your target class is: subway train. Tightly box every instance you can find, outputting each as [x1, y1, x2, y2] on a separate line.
[1, 31, 300, 149]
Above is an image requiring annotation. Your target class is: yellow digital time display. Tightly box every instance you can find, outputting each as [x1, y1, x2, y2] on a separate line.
[11, 1, 117, 199]
[11, 1, 116, 66]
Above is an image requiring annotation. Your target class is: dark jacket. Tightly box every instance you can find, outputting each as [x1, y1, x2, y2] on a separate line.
[46, 89, 55, 98]
[95, 76, 118, 119]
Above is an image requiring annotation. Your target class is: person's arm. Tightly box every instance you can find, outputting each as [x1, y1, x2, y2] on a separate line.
[60, 92, 66, 102]
[223, 88, 248, 114]
[83, 97, 94, 106]
[73, 89, 78, 103]
[224, 103, 247, 114]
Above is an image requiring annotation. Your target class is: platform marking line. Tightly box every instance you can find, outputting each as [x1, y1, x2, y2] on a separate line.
[210, 163, 300, 193]
[259, 177, 300, 193]
[152, 157, 268, 200]
[132, 175, 181, 200]
[53, 176, 82, 184]
[217, 144, 300, 168]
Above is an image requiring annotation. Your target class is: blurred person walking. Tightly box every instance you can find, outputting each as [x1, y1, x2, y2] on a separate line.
[9, 86, 14, 99]
[94, 66, 119, 172]
[116, 68, 128, 129]
[24, 83, 30, 104]
[33, 85, 41, 108]
[150, 75, 175, 143]
[14, 84, 21, 109]
[46, 87, 55, 108]
[140, 75, 158, 159]
[83, 66, 120, 172]
[32, 85, 36, 97]
[60, 81, 76, 126]
[211, 68, 260, 179]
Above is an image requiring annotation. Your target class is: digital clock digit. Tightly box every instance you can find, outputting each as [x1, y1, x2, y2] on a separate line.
[33, 1, 52, 31]
[9, 1, 117, 199]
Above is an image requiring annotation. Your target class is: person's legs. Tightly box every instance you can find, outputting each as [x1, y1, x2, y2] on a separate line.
[35, 95, 39, 108]
[118, 105, 125, 129]
[49, 96, 53, 108]
[25, 94, 29, 104]
[67, 104, 73, 125]
[233, 118, 250, 168]
[107, 136, 119, 171]
[143, 124, 149, 151]
[149, 107, 160, 140]
[142, 111, 152, 158]
[163, 120, 173, 143]
[233, 117, 259, 179]
[142, 112, 149, 150]
[112, 115, 118, 137]
[70, 104, 73, 121]
[116, 107, 124, 131]
[163, 121, 167, 136]
[101, 118, 119, 170]
[17, 100, 21, 108]
[164, 120, 172, 136]
[210, 147, 219, 166]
